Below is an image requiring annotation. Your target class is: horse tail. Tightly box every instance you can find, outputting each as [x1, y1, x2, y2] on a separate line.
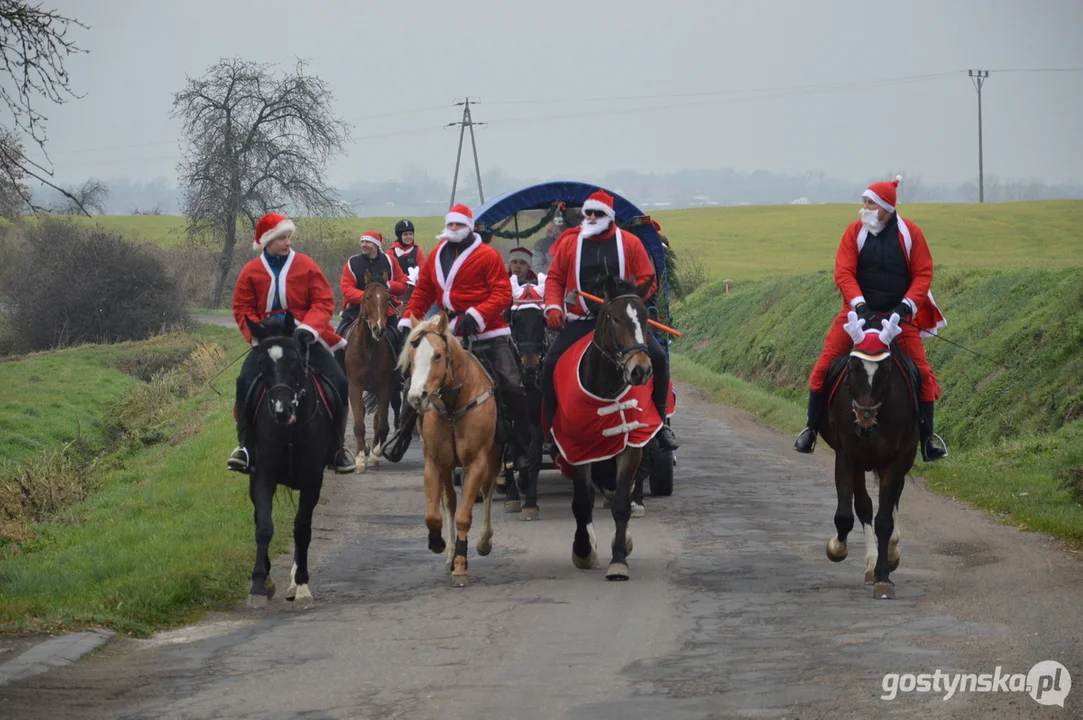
[364, 391, 379, 414]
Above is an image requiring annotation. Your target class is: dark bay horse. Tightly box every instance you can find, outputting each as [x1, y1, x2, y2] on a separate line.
[344, 272, 397, 471]
[816, 312, 918, 599]
[397, 312, 502, 588]
[243, 313, 335, 608]
[552, 275, 657, 581]
[503, 299, 549, 520]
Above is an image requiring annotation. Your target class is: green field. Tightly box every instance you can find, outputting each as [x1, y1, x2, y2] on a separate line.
[43, 199, 1083, 282]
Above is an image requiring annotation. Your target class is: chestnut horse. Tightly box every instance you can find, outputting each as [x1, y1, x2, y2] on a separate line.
[344, 272, 396, 471]
[397, 312, 502, 587]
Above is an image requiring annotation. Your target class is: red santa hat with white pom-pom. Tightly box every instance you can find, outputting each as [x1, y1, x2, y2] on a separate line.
[253, 212, 296, 251]
[862, 176, 903, 214]
[581, 189, 616, 220]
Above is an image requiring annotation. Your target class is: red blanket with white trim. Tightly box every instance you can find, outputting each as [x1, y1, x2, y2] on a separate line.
[551, 332, 675, 476]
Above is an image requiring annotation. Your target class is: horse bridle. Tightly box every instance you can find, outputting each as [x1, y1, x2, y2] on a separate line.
[591, 293, 650, 369]
[408, 328, 494, 423]
[259, 337, 319, 427]
[361, 281, 390, 341]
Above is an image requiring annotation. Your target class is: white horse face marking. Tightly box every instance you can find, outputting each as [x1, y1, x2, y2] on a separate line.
[407, 338, 435, 408]
[626, 303, 645, 345]
[267, 344, 284, 363]
[861, 359, 880, 386]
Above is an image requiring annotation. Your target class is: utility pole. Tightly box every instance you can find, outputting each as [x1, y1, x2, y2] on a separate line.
[446, 98, 486, 209]
[969, 70, 989, 203]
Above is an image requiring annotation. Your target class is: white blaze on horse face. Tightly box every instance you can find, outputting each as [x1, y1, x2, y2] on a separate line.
[268, 345, 284, 363]
[408, 338, 435, 406]
[626, 304, 645, 345]
[861, 359, 880, 387]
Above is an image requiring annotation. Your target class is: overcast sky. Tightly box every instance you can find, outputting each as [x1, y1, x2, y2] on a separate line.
[24, 0, 1083, 189]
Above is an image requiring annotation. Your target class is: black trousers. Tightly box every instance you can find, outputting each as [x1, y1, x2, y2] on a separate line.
[541, 319, 670, 423]
[469, 336, 531, 452]
[235, 341, 350, 437]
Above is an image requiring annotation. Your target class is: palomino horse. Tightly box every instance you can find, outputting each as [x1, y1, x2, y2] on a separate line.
[816, 312, 919, 599]
[551, 275, 664, 581]
[502, 279, 549, 520]
[243, 313, 335, 609]
[397, 312, 502, 587]
[343, 272, 397, 471]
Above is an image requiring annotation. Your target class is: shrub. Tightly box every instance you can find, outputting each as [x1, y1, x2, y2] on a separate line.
[3, 219, 191, 353]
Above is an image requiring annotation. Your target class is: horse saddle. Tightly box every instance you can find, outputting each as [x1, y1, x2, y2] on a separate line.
[462, 344, 509, 448]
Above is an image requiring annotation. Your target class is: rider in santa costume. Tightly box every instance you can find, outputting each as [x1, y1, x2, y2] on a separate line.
[337, 230, 409, 335]
[541, 189, 679, 451]
[389, 219, 426, 276]
[794, 177, 948, 462]
[228, 212, 356, 474]
[381, 204, 533, 469]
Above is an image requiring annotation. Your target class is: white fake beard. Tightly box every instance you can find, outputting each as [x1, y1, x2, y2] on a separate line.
[438, 226, 472, 243]
[578, 216, 612, 240]
[859, 208, 885, 235]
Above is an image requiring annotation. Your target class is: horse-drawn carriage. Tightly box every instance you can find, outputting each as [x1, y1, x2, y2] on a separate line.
[472, 181, 678, 500]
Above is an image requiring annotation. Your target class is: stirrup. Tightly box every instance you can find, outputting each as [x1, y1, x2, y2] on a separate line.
[227, 446, 250, 473]
[921, 434, 948, 462]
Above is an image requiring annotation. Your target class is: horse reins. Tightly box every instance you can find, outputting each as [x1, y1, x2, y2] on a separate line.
[591, 293, 650, 369]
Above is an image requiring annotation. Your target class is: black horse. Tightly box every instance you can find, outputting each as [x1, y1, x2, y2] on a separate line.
[503, 302, 549, 519]
[816, 313, 920, 599]
[243, 313, 336, 609]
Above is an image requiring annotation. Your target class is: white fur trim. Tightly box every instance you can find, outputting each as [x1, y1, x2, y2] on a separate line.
[903, 297, 917, 316]
[397, 317, 413, 331]
[360, 234, 382, 247]
[862, 189, 894, 214]
[849, 295, 866, 309]
[509, 246, 532, 257]
[295, 323, 319, 343]
[465, 307, 486, 332]
[544, 304, 564, 314]
[895, 175, 903, 183]
[254, 218, 296, 251]
[260, 249, 296, 313]
[582, 198, 615, 219]
[433, 236, 480, 310]
[444, 211, 474, 229]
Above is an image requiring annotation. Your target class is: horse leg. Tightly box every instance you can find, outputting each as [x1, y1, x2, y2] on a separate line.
[348, 368, 368, 473]
[286, 475, 322, 607]
[451, 449, 488, 587]
[476, 448, 500, 557]
[442, 470, 457, 569]
[369, 384, 391, 467]
[872, 468, 905, 599]
[853, 471, 876, 584]
[247, 473, 274, 608]
[606, 449, 639, 581]
[520, 420, 541, 520]
[570, 466, 598, 569]
[424, 450, 447, 557]
[631, 454, 647, 518]
[826, 453, 857, 563]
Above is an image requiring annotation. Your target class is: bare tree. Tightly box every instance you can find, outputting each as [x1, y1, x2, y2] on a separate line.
[0, 1, 94, 215]
[51, 177, 108, 214]
[170, 57, 353, 308]
[0, 128, 28, 218]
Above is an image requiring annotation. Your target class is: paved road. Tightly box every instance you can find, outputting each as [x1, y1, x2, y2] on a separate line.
[3, 384, 1081, 719]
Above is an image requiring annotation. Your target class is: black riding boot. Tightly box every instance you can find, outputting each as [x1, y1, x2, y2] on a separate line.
[794, 389, 828, 454]
[331, 398, 357, 473]
[333, 347, 346, 374]
[919, 400, 948, 462]
[504, 390, 533, 471]
[227, 404, 251, 473]
[382, 386, 417, 463]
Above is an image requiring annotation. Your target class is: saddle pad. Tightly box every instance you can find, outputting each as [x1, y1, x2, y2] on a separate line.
[552, 332, 675, 475]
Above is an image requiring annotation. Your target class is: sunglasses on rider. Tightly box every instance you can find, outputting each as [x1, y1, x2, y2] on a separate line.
[583, 209, 608, 218]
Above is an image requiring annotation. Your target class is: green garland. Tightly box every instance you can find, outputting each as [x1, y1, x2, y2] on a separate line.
[489, 204, 559, 240]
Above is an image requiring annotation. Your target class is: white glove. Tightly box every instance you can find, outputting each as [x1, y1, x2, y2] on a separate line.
[407, 266, 419, 287]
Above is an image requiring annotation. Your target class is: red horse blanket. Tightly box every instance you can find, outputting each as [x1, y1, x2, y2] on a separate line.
[552, 332, 676, 475]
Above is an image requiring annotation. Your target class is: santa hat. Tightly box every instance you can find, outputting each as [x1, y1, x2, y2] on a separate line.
[862, 176, 903, 214]
[359, 230, 384, 249]
[509, 246, 533, 261]
[253, 212, 296, 251]
[444, 204, 474, 230]
[582, 189, 616, 220]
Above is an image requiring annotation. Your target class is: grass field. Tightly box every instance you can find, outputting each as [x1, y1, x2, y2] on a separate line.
[43, 199, 1083, 282]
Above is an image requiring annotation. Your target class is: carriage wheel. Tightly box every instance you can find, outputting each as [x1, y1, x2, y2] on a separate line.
[649, 447, 674, 497]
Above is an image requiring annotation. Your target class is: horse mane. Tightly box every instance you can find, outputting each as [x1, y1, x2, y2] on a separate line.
[396, 315, 458, 372]
[606, 277, 639, 299]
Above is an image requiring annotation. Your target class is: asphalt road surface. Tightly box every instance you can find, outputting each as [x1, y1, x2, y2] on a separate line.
[3, 382, 1081, 719]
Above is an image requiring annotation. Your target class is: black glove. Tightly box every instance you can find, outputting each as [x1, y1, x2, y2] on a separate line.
[294, 326, 318, 345]
[890, 302, 913, 321]
[854, 302, 876, 323]
[457, 312, 480, 337]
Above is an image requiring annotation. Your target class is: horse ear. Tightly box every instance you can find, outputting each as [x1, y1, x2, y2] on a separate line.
[603, 275, 617, 300]
[246, 317, 264, 342]
[380, 271, 389, 285]
[635, 277, 653, 299]
[283, 312, 297, 335]
[434, 312, 449, 333]
[364, 270, 372, 285]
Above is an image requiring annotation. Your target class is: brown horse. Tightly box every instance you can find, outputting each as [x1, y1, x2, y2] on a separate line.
[396, 312, 502, 587]
[344, 272, 397, 472]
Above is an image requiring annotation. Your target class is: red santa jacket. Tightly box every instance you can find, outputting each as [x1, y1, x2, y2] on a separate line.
[389, 241, 426, 273]
[339, 251, 408, 318]
[397, 235, 512, 340]
[543, 225, 658, 320]
[835, 216, 947, 337]
[233, 250, 345, 351]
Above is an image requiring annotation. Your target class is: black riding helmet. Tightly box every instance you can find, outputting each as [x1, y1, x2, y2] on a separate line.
[394, 219, 415, 242]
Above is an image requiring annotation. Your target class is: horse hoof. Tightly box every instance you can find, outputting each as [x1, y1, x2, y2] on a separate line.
[265, 577, 276, 601]
[572, 550, 598, 570]
[246, 594, 268, 609]
[504, 500, 522, 513]
[429, 536, 446, 555]
[864, 568, 876, 585]
[520, 507, 539, 521]
[873, 581, 895, 599]
[477, 538, 492, 556]
[826, 538, 848, 562]
[631, 502, 645, 518]
[605, 562, 630, 581]
[294, 584, 314, 608]
[451, 573, 469, 588]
